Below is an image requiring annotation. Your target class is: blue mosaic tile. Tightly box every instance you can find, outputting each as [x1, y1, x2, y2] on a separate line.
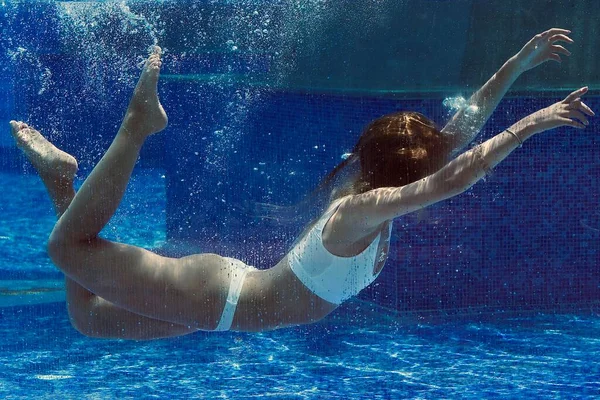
[163, 88, 600, 313]
[6, 54, 599, 313]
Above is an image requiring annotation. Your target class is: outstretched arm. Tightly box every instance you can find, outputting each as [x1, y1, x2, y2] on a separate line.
[442, 28, 574, 156]
[336, 88, 593, 239]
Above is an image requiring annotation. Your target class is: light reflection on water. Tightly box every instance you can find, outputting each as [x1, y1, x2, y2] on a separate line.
[1, 302, 599, 398]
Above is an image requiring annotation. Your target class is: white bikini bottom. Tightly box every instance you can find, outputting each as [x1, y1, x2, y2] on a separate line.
[213, 257, 257, 331]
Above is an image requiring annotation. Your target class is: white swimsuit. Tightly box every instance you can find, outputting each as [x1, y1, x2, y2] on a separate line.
[213, 199, 392, 331]
[213, 257, 257, 331]
[289, 198, 392, 305]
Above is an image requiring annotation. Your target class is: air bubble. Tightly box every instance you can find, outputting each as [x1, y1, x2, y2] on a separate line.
[442, 96, 468, 111]
[466, 105, 479, 114]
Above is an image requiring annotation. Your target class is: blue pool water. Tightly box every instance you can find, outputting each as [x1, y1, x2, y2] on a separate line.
[3, 302, 600, 398]
[1, 171, 599, 398]
[1, 1, 600, 398]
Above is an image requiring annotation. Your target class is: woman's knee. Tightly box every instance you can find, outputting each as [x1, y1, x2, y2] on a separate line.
[47, 232, 70, 266]
[47, 227, 90, 266]
[67, 303, 96, 337]
[65, 282, 100, 337]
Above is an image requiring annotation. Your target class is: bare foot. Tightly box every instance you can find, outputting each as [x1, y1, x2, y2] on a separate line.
[124, 46, 168, 136]
[9, 121, 78, 184]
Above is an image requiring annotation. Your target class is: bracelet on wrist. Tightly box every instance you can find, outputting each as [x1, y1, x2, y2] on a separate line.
[505, 128, 523, 148]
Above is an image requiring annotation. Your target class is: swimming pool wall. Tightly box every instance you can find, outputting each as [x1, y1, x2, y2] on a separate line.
[1, 0, 599, 316]
[161, 86, 600, 315]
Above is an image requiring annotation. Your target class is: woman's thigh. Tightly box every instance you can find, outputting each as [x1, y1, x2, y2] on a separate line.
[65, 278, 198, 340]
[49, 237, 231, 330]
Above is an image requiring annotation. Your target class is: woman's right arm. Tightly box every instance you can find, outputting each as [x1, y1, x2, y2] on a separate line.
[449, 86, 594, 191]
[441, 28, 573, 157]
[338, 87, 594, 239]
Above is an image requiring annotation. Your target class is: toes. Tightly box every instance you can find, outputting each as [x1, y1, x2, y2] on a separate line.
[148, 46, 161, 61]
[148, 60, 162, 71]
[9, 121, 29, 132]
[148, 46, 162, 63]
[146, 56, 161, 70]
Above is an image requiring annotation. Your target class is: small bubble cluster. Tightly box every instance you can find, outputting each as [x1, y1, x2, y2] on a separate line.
[443, 96, 479, 114]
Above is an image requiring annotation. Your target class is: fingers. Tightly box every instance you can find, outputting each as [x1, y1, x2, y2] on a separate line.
[568, 109, 589, 126]
[550, 44, 571, 57]
[582, 101, 595, 116]
[564, 87, 588, 103]
[570, 99, 596, 117]
[547, 53, 562, 63]
[560, 86, 595, 129]
[540, 31, 573, 65]
[542, 28, 571, 37]
[548, 33, 574, 44]
[559, 117, 586, 129]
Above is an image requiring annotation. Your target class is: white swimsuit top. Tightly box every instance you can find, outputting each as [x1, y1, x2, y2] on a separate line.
[288, 198, 392, 305]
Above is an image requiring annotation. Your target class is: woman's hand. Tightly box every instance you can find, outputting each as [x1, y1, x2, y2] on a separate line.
[514, 28, 574, 74]
[526, 87, 595, 135]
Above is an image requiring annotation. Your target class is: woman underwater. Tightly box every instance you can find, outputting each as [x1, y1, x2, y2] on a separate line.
[10, 28, 594, 339]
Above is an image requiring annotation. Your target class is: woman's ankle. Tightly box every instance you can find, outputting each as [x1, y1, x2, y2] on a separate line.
[118, 118, 147, 146]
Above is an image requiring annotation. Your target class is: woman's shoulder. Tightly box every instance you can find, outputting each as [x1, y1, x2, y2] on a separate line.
[321, 194, 380, 239]
[325, 195, 353, 213]
[326, 189, 394, 237]
[319, 194, 355, 224]
[322, 192, 391, 256]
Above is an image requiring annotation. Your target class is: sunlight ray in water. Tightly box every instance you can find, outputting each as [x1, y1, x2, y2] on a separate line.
[0, 1, 598, 398]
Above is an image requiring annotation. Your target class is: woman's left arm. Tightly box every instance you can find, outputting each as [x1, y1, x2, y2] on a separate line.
[442, 28, 574, 156]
